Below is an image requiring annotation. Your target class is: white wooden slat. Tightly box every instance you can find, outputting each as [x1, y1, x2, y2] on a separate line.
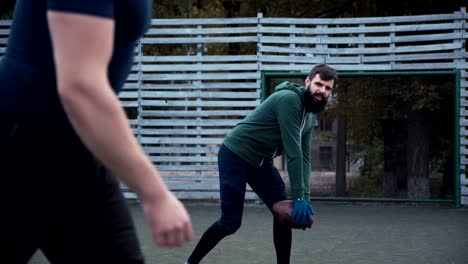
[260, 55, 325, 64]
[119, 99, 138, 103]
[144, 147, 220, 154]
[259, 13, 461, 25]
[0, 20, 12, 26]
[141, 91, 258, 99]
[261, 36, 391, 45]
[118, 91, 138, 99]
[363, 52, 462, 63]
[457, 62, 468, 69]
[140, 128, 231, 135]
[325, 57, 362, 64]
[395, 32, 462, 43]
[460, 146, 468, 155]
[460, 109, 468, 117]
[141, 36, 257, 44]
[260, 43, 462, 55]
[128, 119, 139, 126]
[166, 182, 220, 190]
[141, 137, 223, 145]
[140, 82, 259, 90]
[141, 110, 250, 117]
[461, 71, 468, 78]
[166, 181, 255, 190]
[460, 100, 468, 107]
[261, 64, 391, 71]
[462, 196, 468, 206]
[139, 119, 240, 127]
[140, 63, 258, 72]
[156, 165, 218, 171]
[122, 83, 140, 89]
[142, 55, 258, 62]
[461, 88, 468, 103]
[151, 17, 259, 26]
[126, 74, 139, 81]
[392, 63, 456, 70]
[167, 181, 255, 192]
[260, 54, 436, 65]
[259, 23, 461, 35]
[461, 176, 468, 185]
[121, 102, 138, 107]
[459, 146, 468, 155]
[122, 192, 138, 199]
[141, 72, 260, 81]
[460, 128, 468, 136]
[162, 176, 219, 181]
[462, 186, 468, 195]
[173, 191, 258, 200]
[173, 192, 220, 200]
[141, 100, 258, 107]
[460, 119, 468, 130]
[146, 26, 258, 35]
[151, 156, 218, 163]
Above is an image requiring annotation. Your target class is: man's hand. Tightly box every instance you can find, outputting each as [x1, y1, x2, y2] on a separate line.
[142, 192, 193, 247]
[291, 198, 314, 225]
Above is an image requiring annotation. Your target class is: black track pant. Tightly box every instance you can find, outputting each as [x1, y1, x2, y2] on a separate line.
[0, 112, 144, 264]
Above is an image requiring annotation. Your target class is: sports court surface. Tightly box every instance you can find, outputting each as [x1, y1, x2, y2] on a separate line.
[31, 202, 468, 264]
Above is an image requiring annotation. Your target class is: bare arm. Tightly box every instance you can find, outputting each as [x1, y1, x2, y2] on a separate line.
[47, 11, 191, 247]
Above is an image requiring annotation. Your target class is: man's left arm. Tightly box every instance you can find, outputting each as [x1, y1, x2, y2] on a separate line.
[301, 125, 312, 201]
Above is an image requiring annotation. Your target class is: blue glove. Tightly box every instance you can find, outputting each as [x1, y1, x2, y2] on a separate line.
[291, 198, 314, 225]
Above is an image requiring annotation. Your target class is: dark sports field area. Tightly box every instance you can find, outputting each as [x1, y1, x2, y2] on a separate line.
[30, 201, 468, 264]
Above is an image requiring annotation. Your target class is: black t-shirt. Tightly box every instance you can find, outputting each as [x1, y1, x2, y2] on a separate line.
[0, 0, 151, 123]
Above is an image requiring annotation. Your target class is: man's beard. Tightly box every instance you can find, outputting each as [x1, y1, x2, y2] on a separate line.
[304, 88, 328, 114]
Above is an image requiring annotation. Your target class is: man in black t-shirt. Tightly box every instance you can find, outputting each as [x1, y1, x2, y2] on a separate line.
[0, 1, 193, 262]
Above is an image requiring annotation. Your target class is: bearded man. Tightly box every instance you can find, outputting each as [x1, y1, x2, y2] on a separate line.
[186, 64, 337, 264]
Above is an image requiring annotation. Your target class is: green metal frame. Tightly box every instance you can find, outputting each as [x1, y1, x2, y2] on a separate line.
[261, 70, 461, 206]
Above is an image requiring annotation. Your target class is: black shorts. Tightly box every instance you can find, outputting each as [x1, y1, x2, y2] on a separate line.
[0, 113, 144, 263]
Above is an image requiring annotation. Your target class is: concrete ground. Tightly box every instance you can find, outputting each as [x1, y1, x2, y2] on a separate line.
[30, 202, 468, 264]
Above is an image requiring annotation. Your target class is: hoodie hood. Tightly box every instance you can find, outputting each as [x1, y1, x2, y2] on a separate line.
[274, 81, 305, 101]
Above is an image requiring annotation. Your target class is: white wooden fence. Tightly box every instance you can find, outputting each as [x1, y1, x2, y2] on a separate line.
[1, 9, 467, 204]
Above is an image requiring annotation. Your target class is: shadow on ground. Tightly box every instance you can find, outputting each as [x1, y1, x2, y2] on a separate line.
[31, 202, 468, 264]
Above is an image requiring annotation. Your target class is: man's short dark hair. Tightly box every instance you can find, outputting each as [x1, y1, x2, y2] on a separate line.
[308, 64, 337, 85]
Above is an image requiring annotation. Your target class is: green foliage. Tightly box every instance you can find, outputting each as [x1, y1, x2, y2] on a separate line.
[0, 0, 464, 20]
[348, 138, 384, 196]
[154, 0, 226, 18]
[0, 0, 15, 19]
[326, 76, 454, 145]
[152, 0, 465, 19]
[322, 75, 454, 197]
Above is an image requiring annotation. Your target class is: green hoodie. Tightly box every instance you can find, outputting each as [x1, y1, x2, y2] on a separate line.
[223, 81, 316, 200]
